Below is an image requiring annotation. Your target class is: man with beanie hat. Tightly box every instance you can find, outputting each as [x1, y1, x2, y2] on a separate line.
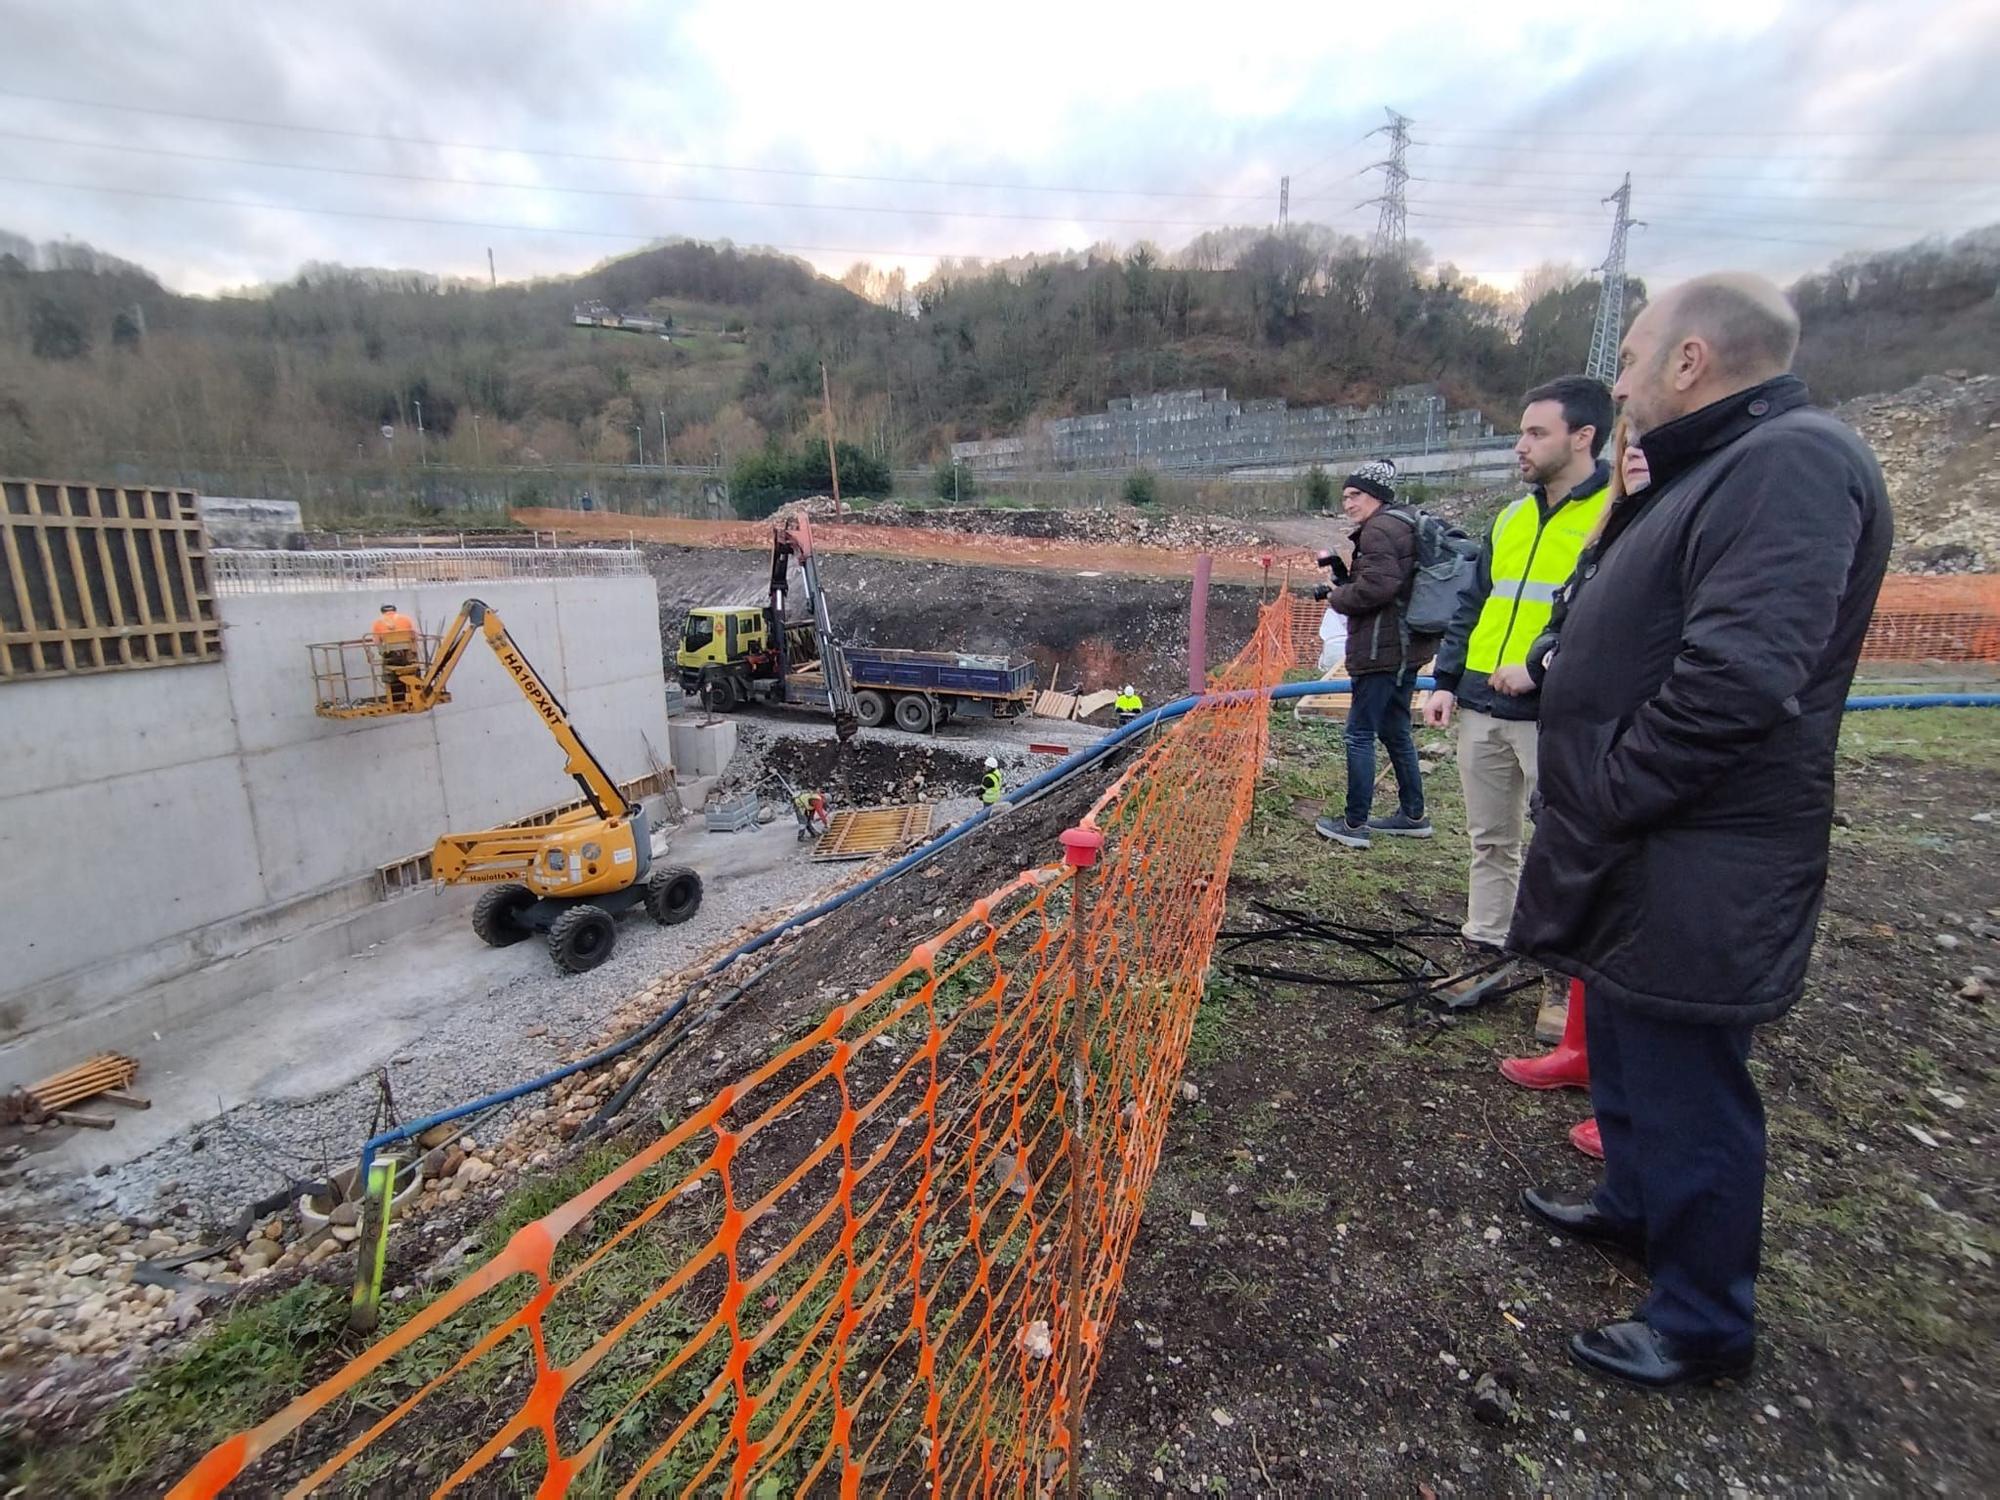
[1314, 460, 1438, 849]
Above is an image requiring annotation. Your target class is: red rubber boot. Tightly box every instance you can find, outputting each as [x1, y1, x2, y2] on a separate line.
[1498, 979, 1589, 1090]
[1569, 1117, 1604, 1159]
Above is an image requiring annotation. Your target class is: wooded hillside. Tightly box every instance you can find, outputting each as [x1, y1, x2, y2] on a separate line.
[0, 224, 1992, 483]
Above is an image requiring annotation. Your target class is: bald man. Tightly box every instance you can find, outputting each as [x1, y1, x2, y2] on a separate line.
[1506, 274, 1891, 1389]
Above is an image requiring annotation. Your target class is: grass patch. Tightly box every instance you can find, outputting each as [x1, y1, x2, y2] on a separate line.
[1839, 705, 2000, 773]
[1257, 1184, 1330, 1216]
[10, 1282, 351, 1499]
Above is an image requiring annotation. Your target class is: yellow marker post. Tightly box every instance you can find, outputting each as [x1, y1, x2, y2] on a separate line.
[347, 1156, 399, 1333]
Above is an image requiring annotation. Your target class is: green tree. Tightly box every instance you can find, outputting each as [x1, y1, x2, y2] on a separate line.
[1123, 469, 1160, 508]
[1305, 465, 1333, 509]
[29, 299, 88, 360]
[932, 459, 975, 503]
[729, 439, 891, 519]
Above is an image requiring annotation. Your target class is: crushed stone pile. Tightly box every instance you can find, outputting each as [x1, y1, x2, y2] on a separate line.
[1837, 373, 2000, 572]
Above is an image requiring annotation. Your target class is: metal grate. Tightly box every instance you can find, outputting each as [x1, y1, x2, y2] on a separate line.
[1, 478, 219, 680]
[212, 546, 644, 595]
[811, 802, 936, 862]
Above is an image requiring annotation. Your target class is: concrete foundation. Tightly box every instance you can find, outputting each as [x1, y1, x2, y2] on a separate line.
[669, 716, 738, 778]
[0, 571, 670, 1084]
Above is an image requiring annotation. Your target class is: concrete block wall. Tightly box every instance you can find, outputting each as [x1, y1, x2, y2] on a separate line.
[0, 572, 669, 1073]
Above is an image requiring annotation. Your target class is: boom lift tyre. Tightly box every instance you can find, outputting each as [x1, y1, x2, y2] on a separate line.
[471, 883, 536, 947]
[645, 865, 704, 925]
[547, 904, 617, 974]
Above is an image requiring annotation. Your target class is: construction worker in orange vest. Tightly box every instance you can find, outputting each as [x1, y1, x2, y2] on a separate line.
[370, 603, 419, 704]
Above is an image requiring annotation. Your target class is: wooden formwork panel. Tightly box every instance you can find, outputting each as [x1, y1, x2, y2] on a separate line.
[812, 803, 936, 862]
[0, 479, 218, 680]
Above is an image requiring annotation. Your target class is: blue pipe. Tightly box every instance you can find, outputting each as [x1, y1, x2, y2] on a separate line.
[356, 679, 1999, 1179]
[1845, 693, 2000, 711]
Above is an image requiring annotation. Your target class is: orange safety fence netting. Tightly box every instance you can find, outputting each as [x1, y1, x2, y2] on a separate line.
[170, 593, 1297, 1499]
[1287, 574, 2000, 671]
[1860, 574, 2000, 663]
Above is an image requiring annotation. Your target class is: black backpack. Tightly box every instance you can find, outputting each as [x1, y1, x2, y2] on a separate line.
[1386, 505, 1480, 637]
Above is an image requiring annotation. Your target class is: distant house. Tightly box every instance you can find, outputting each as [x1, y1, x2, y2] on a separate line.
[571, 301, 672, 337]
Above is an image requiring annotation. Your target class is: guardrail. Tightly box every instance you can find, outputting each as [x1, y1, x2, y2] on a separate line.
[211, 547, 647, 595]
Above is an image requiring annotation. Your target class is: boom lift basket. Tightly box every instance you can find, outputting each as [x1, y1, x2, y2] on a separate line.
[309, 634, 449, 718]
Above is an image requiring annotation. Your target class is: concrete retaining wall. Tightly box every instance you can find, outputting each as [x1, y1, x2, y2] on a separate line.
[0, 573, 669, 1079]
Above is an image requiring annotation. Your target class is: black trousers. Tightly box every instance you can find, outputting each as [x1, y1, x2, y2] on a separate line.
[1586, 995, 1764, 1352]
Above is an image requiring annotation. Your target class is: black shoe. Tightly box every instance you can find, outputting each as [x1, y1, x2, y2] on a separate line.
[1521, 1186, 1645, 1257]
[1366, 810, 1434, 838]
[1568, 1320, 1755, 1390]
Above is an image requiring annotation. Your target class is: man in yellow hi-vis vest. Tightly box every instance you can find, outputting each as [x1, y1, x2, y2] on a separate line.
[1426, 377, 1613, 1032]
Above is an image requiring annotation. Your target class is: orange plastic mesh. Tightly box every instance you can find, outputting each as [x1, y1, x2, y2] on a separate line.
[169, 593, 1295, 1499]
[1289, 574, 2000, 673]
[1860, 574, 2000, 663]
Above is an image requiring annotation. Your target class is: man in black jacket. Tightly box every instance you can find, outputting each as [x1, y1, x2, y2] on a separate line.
[1313, 461, 1439, 849]
[1509, 273, 1891, 1389]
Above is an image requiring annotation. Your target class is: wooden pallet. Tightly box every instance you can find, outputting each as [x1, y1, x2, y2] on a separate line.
[812, 803, 936, 862]
[4, 1052, 143, 1124]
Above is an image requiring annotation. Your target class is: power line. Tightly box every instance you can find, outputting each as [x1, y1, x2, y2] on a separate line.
[1410, 139, 1990, 165]
[1383, 177, 1998, 208]
[0, 85, 1271, 204]
[0, 129, 1296, 232]
[1415, 123, 2000, 139]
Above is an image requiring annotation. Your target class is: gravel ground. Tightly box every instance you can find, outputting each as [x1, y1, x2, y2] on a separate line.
[14, 821, 863, 1229]
[10, 712, 1045, 1230]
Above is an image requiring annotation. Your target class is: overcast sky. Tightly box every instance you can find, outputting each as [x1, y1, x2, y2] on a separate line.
[2, 0, 1996, 298]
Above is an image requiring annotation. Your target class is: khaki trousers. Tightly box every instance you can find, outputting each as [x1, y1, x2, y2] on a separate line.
[1457, 708, 1540, 947]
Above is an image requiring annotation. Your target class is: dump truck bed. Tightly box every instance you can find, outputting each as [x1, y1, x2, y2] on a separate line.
[844, 647, 1036, 700]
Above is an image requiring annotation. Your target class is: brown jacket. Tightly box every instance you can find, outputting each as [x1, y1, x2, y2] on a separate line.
[1327, 508, 1437, 675]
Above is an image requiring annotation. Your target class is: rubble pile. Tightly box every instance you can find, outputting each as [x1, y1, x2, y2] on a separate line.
[795, 496, 1272, 552]
[1837, 374, 2000, 572]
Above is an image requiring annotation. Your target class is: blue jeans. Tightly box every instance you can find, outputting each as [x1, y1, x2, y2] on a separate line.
[1344, 669, 1424, 826]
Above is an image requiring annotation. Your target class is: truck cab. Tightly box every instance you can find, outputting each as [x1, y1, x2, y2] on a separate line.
[677, 606, 770, 676]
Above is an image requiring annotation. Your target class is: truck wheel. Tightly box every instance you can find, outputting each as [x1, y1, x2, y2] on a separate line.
[854, 689, 887, 728]
[471, 883, 535, 947]
[548, 904, 617, 973]
[893, 694, 933, 733]
[702, 678, 735, 714]
[645, 865, 704, 925]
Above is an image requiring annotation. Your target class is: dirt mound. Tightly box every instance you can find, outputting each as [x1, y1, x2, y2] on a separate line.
[1837, 373, 2000, 572]
[716, 724, 994, 806]
[796, 497, 1274, 553]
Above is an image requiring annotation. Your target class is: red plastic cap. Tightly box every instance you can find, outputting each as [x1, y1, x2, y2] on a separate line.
[1058, 827, 1105, 868]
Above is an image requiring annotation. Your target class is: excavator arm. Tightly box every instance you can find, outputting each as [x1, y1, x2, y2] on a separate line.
[408, 598, 634, 819]
[769, 514, 860, 741]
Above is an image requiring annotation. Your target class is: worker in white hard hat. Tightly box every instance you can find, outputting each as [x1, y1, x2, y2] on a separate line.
[981, 756, 1004, 806]
[1114, 683, 1145, 724]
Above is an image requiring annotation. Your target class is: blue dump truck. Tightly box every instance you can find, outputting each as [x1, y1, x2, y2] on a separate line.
[675, 605, 1035, 734]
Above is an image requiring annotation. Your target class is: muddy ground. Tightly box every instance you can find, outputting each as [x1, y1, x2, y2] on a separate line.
[8, 704, 1994, 1496]
[1084, 707, 1999, 1496]
[642, 542, 1269, 703]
